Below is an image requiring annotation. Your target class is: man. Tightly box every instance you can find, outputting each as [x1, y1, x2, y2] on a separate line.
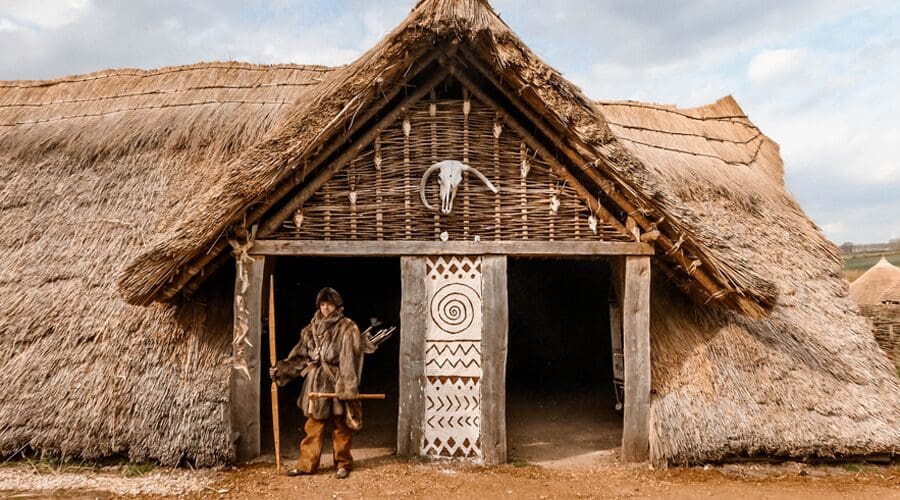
[269, 287, 363, 479]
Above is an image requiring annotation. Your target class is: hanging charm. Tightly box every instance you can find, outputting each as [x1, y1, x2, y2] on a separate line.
[402, 118, 411, 137]
[549, 194, 561, 214]
[440, 231, 450, 242]
[493, 122, 503, 139]
[348, 190, 358, 206]
[588, 214, 598, 235]
[520, 158, 531, 179]
[293, 209, 304, 230]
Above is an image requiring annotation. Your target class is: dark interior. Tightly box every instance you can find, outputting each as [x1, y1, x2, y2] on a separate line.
[506, 257, 621, 463]
[260, 257, 401, 458]
[258, 255, 620, 465]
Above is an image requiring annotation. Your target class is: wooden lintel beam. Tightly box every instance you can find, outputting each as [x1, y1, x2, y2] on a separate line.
[249, 239, 654, 257]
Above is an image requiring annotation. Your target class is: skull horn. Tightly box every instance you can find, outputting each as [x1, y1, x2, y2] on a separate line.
[462, 164, 499, 194]
[419, 162, 442, 212]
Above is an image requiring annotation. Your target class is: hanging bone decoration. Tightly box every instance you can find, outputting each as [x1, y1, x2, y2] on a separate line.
[549, 194, 561, 214]
[588, 213, 599, 235]
[420, 160, 498, 214]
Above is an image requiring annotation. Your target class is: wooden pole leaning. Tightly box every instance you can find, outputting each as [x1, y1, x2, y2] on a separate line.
[268, 274, 282, 474]
[308, 393, 386, 400]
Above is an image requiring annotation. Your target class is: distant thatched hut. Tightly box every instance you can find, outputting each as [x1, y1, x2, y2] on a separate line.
[851, 257, 900, 372]
[1, 0, 898, 467]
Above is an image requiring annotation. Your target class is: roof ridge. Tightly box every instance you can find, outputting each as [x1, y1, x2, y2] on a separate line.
[0, 61, 337, 89]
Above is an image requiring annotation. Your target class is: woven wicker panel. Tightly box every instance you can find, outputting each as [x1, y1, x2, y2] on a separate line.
[272, 95, 632, 242]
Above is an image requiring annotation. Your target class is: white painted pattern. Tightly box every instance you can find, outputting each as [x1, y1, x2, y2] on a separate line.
[422, 256, 483, 458]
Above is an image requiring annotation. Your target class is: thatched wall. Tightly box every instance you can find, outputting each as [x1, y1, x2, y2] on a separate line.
[615, 99, 900, 464]
[0, 63, 327, 465]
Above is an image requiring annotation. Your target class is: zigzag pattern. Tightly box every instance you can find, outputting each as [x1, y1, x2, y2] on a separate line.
[426, 414, 480, 428]
[425, 357, 481, 369]
[425, 342, 481, 357]
[426, 394, 480, 412]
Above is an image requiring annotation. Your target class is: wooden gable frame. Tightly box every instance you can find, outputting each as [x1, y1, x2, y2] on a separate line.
[173, 41, 746, 317]
[178, 46, 650, 297]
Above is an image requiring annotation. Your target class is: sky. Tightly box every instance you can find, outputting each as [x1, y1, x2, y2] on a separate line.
[1, 0, 897, 244]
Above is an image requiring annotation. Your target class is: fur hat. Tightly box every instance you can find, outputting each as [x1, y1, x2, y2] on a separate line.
[315, 287, 343, 308]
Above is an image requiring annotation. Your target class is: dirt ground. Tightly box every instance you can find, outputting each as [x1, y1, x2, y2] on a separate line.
[3, 392, 898, 498]
[194, 458, 898, 500]
[2, 454, 897, 499]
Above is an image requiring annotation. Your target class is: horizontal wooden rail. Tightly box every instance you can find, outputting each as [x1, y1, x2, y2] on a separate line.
[249, 239, 654, 257]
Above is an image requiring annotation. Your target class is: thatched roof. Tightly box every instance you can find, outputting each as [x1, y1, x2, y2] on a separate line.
[596, 97, 899, 462]
[115, 0, 777, 318]
[1, 0, 898, 466]
[0, 62, 329, 465]
[851, 257, 900, 305]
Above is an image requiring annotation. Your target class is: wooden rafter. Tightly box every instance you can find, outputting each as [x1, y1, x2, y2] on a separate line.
[168, 48, 446, 300]
[449, 50, 752, 313]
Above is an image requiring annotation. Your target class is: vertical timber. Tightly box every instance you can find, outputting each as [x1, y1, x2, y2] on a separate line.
[481, 255, 509, 465]
[231, 255, 266, 462]
[398, 256, 427, 456]
[621, 255, 651, 461]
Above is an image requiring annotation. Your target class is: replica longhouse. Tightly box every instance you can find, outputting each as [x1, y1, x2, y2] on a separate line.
[1, 0, 897, 467]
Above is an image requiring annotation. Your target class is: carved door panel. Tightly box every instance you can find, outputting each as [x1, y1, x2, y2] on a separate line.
[421, 256, 483, 458]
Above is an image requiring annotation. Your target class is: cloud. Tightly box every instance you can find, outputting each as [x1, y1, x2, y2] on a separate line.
[0, 0, 92, 30]
[747, 48, 810, 85]
[0, 17, 22, 33]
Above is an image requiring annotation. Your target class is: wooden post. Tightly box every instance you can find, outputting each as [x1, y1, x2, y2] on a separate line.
[621, 255, 651, 461]
[609, 258, 625, 393]
[397, 256, 427, 456]
[231, 255, 266, 462]
[481, 256, 509, 465]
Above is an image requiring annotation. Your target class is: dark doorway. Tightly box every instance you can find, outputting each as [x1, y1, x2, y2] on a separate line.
[260, 257, 401, 466]
[506, 258, 621, 465]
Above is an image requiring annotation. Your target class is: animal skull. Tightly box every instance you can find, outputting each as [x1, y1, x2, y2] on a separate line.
[420, 160, 498, 214]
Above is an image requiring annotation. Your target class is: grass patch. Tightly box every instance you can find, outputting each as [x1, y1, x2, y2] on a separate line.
[843, 462, 868, 473]
[122, 462, 156, 477]
[843, 251, 900, 272]
[842, 251, 900, 282]
[509, 458, 532, 468]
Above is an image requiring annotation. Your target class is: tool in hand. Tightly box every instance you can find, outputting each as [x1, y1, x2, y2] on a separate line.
[309, 392, 386, 400]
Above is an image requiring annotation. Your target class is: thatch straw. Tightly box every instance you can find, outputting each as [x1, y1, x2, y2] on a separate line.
[0, 62, 328, 465]
[0, 62, 333, 164]
[597, 97, 899, 465]
[1, 0, 897, 466]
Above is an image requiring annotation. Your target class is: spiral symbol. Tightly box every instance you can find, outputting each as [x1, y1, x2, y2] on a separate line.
[430, 283, 479, 334]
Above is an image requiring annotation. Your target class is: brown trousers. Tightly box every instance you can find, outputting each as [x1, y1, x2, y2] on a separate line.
[296, 414, 353, 472]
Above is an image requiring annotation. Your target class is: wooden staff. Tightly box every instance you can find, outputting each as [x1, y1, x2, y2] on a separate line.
[309, 392, 386, 400]
[268, 275, 281, 475]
